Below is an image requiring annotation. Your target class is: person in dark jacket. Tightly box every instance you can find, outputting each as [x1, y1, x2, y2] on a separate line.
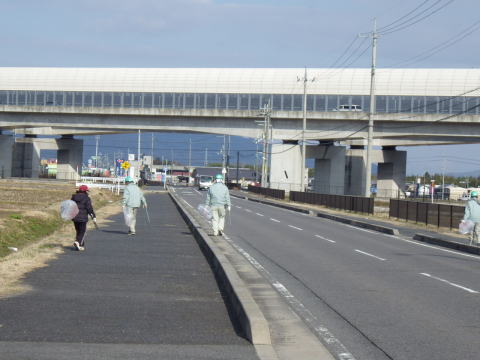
[71, 185, 96, 251]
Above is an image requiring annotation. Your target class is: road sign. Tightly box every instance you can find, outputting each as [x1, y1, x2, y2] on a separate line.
[121, 161, 131, 170]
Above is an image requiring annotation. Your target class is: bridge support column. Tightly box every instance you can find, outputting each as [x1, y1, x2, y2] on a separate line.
[345, 146, 407, 197]
[307, 145, 346, 194]
[56, 136, 83, 180]
[12, 135, 41, 178]
[269, 143, 303, 192]
[376, 147, 406, 198]
[345, 146, 367, 196]
[0, 134, 15, 178]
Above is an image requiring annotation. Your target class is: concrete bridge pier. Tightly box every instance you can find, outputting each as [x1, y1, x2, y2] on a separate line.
[345, 146, 407, 197]
[307, 144, 346, 195]
[9, 135, 83, 180]
[55, 136, 83, 180]
[376, 146, 407, 198]
[0, 134, 14, 178]
[269, 143, 303, 192]
[12, 135, 41, 178]
[345, 146, 367, 196]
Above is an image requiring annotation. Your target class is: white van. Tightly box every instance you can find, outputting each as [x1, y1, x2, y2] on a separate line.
[197, 175, 214, 190]
[334, 104, 362, 111]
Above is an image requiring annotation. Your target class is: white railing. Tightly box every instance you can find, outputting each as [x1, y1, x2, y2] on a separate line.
[77, 176, 127, 194]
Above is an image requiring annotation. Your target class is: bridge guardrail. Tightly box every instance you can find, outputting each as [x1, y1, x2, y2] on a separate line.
[389, 199, 464, 230]
[289, 191, 374, 215]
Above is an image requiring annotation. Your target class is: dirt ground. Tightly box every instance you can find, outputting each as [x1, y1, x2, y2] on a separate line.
[0, 179, 123, 299]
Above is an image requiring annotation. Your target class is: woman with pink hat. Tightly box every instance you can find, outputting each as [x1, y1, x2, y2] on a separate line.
[71, 185, 96, 251]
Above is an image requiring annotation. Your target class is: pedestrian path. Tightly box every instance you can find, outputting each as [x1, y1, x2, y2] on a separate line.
[0, 192, 259, 360]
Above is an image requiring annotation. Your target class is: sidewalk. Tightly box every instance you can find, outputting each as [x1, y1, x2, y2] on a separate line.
[0, 192, 259, 360]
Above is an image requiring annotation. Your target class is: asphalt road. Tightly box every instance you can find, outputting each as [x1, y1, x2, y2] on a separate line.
[0, 192, 259, 360]
[175, 185, 480, 360]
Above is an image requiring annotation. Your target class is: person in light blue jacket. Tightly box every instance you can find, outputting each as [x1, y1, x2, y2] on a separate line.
[463, 190, 480, 245]
[123, 176, 147, 235]
[205, 174, 231, 236]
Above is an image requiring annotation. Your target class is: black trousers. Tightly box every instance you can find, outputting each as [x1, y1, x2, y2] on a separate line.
[74, 221, 87, 246]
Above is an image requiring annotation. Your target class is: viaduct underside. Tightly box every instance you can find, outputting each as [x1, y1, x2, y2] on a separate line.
[1, 107, 480, 197]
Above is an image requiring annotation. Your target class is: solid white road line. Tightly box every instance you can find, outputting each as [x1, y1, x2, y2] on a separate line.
[182, 199, 194, 208]
[256, 213, 264, 217]
[315, 234, 336, 243]
[420, 273, 479, 294]
[222, 236, 356, 360]
[270, 218, 281, 223]
[354, 249, 387, 261]
[288, 225, 303, 231]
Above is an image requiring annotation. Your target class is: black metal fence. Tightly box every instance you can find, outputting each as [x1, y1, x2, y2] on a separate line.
[389, 199, 464, 230]
[247, 185, 285, 200]
[289, 191, 374, 215]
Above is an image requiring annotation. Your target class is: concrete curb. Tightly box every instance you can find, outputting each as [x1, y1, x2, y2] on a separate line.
[413, 233, 480, 255]
[232, 193, 399, 236]
[168, 190, 272, 345]
[316, 212, 400, 236]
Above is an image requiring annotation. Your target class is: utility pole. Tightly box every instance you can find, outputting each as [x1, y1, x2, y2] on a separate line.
[137, 130, 141, 178]
[236, 151, 240, 184]
[204, 147, 208, 167]
[151, 133, 154, 161]
[95, 135, 100, 168]
[258, 100, 272, 187]
[188, 137, 192, 168]
[362, 19, 378, 197]
[298, 67, 315, 192]
[254, 140, 259, 183]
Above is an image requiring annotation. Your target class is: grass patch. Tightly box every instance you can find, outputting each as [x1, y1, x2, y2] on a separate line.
[9, 214, 22, 220]
[0, 213, 65, 258]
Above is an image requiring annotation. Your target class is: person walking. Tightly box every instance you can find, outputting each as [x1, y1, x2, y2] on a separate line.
[205, 174, 231, 236]
[123, 176, 147, 235]
[71, 185, 96, 251]
[462, 190, 480, 245]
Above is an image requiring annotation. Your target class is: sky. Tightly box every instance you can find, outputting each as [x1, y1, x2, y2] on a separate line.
[1, 0, 479, 175]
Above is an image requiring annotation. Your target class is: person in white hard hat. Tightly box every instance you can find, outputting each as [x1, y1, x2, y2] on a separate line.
[205, 174, 231, 236]
[123, 176, 147, 235]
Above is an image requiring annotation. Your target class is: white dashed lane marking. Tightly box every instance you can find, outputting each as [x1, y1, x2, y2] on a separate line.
[420, 273, 479, 294]
[315, 234, 336, 243]
[288, 225, 303, 231]
[354, 249, 386, 261]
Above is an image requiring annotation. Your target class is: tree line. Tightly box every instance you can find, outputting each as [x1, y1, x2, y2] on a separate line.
[405, 173, 480, 188]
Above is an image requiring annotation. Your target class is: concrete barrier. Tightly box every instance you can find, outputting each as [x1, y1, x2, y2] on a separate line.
[413, 234, 480, 255]
[168, 190, 272, 345]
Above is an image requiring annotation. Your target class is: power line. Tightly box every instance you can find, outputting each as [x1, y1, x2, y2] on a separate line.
[388, 18, 480, 67]
[376, 0, 432, 32]
[378, 0, 456, 36]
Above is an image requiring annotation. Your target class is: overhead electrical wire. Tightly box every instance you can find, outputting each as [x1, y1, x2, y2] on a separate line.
[378, 0, 456, 36]
[388, 18, 480, 67]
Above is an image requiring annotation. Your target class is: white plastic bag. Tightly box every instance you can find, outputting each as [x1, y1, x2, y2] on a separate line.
[60, 200, 79, 220]
[197, 204, 212, 220]
[459, 220, 474, 235]
[123, 206, 132, 227]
